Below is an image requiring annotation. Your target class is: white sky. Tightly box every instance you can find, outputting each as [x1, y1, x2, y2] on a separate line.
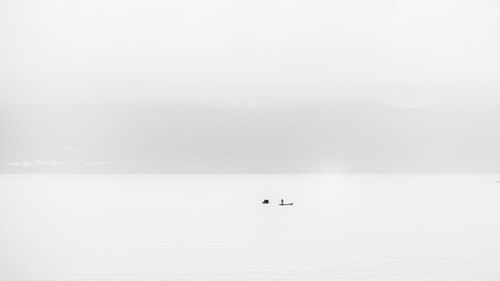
[1, 0, 500, 107]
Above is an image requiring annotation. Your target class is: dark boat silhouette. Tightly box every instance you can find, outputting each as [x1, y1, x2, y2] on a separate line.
[279, 199, 293, 206]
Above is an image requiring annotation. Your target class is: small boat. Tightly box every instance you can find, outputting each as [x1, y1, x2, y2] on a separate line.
[279, 202, 294, 206]
[262, 199, 270, 204]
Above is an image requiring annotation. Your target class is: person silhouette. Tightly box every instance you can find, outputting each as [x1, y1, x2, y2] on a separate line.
[281, 199, 284, 205]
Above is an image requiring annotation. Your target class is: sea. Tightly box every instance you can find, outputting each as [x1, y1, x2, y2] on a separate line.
[1, 174, 499, 281]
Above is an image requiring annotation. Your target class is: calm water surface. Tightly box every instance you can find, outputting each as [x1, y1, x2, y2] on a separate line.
[1, 174, 499, 281]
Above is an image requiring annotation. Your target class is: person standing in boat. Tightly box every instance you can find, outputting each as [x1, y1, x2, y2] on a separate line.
[281, 199, 284, 205]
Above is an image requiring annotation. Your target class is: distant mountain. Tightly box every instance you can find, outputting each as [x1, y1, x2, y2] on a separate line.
[1, 102, 499, 172]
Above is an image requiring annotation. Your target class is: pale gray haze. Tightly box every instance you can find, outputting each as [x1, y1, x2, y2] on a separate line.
[1, 0, 500, 172]
[2, 2, 500, 281]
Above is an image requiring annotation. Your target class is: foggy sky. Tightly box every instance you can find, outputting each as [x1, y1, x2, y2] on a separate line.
[1, 1, 500, 172]
[1, 0, 500, 107]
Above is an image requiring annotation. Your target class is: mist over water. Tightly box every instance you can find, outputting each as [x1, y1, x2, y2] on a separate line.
[1, 174, 499, 281]
[2, 1, 500, 279]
